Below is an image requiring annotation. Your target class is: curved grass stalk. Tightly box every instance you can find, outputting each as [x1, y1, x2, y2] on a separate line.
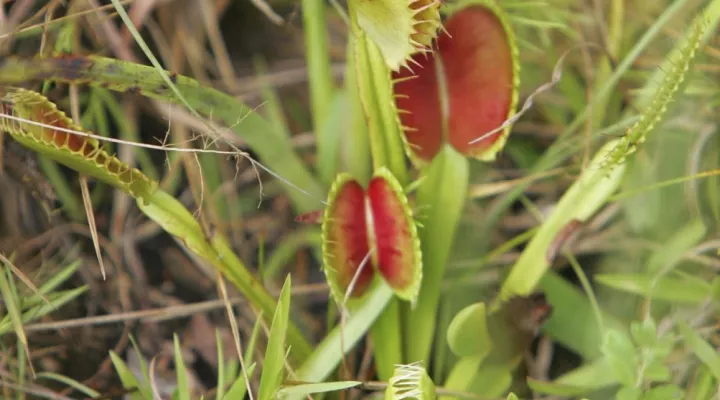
[0, 88, 312, 360]
[478, 0, 703, 241]
[499, 13, 707, 301]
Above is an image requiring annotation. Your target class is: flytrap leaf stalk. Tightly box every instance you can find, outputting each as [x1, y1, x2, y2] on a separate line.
[0, 87, 313, 360]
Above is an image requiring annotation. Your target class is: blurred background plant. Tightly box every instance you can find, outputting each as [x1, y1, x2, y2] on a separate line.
[0, 0, 719, 399]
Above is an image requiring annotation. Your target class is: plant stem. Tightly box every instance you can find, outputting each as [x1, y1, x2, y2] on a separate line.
[404, 146, 469, 363]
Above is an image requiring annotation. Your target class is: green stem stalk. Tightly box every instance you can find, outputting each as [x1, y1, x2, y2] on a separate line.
[302, 0, 335, 142]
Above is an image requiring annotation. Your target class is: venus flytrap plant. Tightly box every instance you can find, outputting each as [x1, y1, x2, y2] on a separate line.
[350, 0, 442, 72]
[343, 0, 440, 377]
[393, 0, 520, 363]
[316, 166, 422, 379]
[0, 88, 313, 361]
[385, 363, 437, 400]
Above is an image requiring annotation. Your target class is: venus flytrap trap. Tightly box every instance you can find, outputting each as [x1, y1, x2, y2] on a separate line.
[0, 55, 324, 213]
[0, 88, 157, 202]
[343, 0, 440, 378]
[393, 0, 520, 163]
[351, 0, 442, 72]
[321, 168, 422, 303]
[385, 363, 436, 400]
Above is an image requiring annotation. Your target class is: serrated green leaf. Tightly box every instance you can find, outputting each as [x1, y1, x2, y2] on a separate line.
[386, 363, 436, 400]
[1, 88, 158, 201]
[631, 318, 658, 348]
[350, 0, 440, 71]
[602, 330, 638, 386]
[0, 56, 324, 212]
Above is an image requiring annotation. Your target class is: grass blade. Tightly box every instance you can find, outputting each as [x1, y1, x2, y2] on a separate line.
[110, 351, 150, 400]
[678, 322, 720, 380]
[225, 363, 257, 400]
[173, 334, 191, 400]
[500, 139, 626, 300]
[258, 275, 292, 400]
[0, 265, 34, 378]
[35, 372, 101, 398]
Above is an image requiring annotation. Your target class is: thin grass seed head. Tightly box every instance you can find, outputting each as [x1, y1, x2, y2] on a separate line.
[392, 1, 519, 164]
[321, 169, 422, 304]
[353, 0, 443, 71]
[603, 16, 706, 171]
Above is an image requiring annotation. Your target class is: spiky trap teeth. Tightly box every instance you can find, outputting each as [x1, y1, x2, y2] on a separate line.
[352, 0, 442, 71]
[393, 3, 520, 163]
[320, 168, 422, 304]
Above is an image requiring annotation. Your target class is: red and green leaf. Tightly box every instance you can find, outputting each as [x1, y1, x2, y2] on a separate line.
[322, 174, 375, 303]
[367, 168, 422, 302]
[393, 2, 519, 163]
[321, 170, 422, 304]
